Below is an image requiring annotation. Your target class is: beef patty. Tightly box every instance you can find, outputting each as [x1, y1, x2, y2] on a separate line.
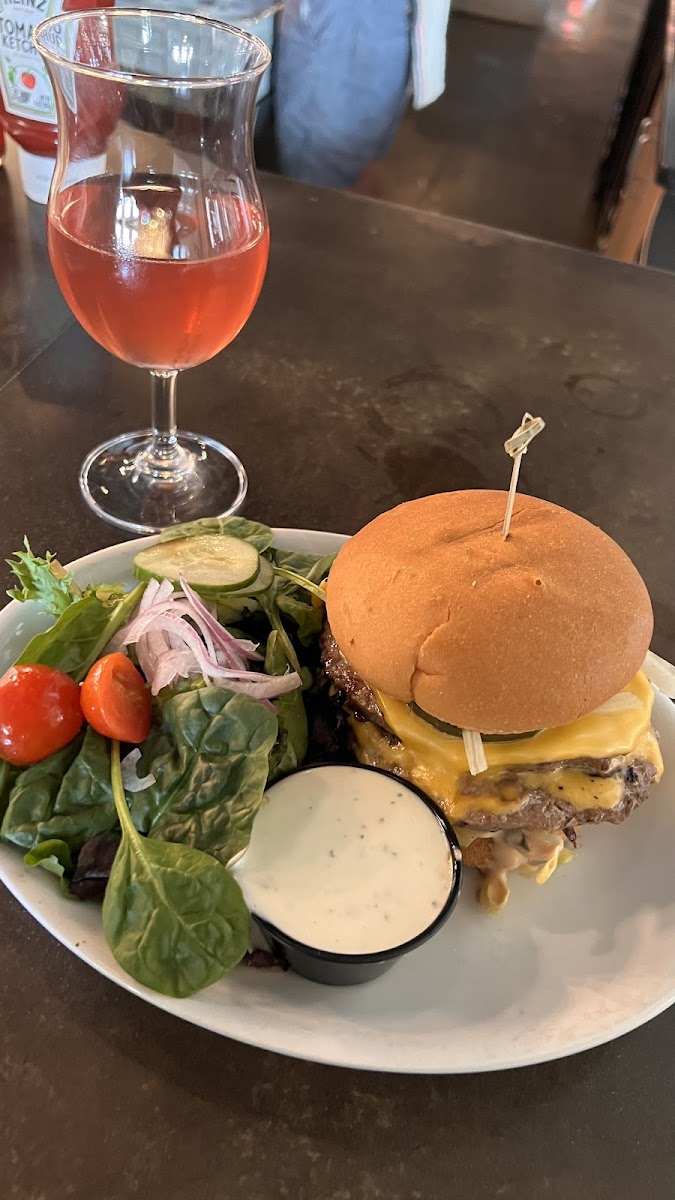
[320, 625, 389, 729]
[320, 624, 658, 831]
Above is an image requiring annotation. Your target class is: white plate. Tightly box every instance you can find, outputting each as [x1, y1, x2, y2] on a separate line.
[1, 529, 675, 1074]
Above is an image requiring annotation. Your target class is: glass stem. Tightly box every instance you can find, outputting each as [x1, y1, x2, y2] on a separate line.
[150, 369, 179, 463]
[140, 368, 192, 479]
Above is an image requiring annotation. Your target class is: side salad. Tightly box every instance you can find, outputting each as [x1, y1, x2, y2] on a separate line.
[0, 517, 334, 999]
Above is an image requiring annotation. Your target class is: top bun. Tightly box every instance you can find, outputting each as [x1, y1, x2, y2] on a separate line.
[326, 491, 653, 734]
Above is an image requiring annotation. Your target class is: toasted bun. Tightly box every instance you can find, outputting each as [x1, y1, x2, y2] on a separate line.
[326, 491, 653, 733]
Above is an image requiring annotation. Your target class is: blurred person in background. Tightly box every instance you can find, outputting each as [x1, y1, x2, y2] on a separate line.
[273, 0, 452, 192]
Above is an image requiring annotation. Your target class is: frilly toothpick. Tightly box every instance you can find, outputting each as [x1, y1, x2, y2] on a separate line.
[502, 412, 545, 539]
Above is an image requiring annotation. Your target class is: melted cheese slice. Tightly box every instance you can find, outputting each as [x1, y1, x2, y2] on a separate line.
[351, 672, 663, 823]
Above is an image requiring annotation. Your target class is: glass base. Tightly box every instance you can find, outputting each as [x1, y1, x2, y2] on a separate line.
[79, 429, 248, 535]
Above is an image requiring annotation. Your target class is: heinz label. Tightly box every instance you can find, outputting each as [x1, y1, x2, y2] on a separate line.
[0, 0, 63, 122]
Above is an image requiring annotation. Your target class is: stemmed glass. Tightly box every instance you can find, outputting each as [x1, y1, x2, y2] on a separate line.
[34, 10, 271, 533]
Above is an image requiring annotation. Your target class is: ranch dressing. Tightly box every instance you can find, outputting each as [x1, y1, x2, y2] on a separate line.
[233, 765, 453, 955]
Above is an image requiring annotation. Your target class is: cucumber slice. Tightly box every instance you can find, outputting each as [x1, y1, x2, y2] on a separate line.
[134, 535, 260, 592]
[212, 558, 276, 622]
[235, 555, 274, 595]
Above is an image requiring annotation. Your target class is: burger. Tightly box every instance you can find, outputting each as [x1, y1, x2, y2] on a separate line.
[321, 490, 663, 911]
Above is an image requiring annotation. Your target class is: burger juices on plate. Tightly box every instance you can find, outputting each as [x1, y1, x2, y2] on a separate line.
[322, 491, 663, 911]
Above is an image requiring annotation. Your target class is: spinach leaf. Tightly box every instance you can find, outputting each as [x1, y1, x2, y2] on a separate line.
[1, 737, 83, 850]
[159, 515, 273, 553]
[213, 595, 263, 629]
[1, 729, 115, 852]
[0, 760, 20, 822]
[16, 584, 144, 682]
[52, 729, 116, 846]
[24, 839, 72, 883]
[275, 592, 323, 646]
[103, 741, 249, 998]
[259, 591, 302, 674]
[266, 631, 308, 782]
[270, 550, 334, 645]
[132, 687, 277, 865]
[269, 549, 335, 581]
[273, 566, 326, 602]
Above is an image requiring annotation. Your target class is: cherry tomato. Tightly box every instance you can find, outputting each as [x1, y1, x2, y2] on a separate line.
[0, 664, 84, 766]
[81, 653, 152, 743]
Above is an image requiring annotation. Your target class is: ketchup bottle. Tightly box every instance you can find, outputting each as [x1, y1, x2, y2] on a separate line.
[0, 0, 109, 204]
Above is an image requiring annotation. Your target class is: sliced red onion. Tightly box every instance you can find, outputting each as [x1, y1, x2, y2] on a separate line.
[136, 627, 171, 681]
[150, 649, 196, 695]
[122, 599, 237, 667]
[139, 578, 173, 612]
[139, 579, 160, 612]
[120, 601, 188, 642]
[124, 615, 222, 686]
[179, 576, 262, 665]
[135, 637, 153, 682]
[214, 672, 301, 699]
[117, 578, 299, 701]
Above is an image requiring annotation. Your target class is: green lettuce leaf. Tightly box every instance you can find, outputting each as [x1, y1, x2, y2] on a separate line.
[7, 539, 129, 616]
[24, 839, 73, 885]
[7, 539, 77, 616]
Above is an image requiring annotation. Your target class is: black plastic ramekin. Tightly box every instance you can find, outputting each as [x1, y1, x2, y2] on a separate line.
[251, 763, 463, 986]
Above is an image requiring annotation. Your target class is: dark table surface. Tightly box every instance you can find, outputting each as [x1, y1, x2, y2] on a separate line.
[2, 158, 675, 1200]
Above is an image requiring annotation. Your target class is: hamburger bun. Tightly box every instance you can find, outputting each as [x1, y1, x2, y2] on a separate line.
[325, 491, 653, 734]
